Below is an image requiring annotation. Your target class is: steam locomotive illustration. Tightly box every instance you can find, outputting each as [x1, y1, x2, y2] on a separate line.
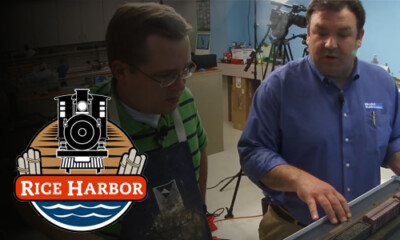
[55, 89, 110, 174]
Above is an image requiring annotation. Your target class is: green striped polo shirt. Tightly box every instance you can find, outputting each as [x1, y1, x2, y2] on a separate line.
[91, 79, 208, 239]
[91, 79, 208, 180]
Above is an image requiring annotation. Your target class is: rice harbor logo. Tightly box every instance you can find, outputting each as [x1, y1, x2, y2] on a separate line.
[14, 89, 148, 232]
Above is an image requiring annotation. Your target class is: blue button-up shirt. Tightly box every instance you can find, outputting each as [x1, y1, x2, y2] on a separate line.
[238, 55, 400, 224]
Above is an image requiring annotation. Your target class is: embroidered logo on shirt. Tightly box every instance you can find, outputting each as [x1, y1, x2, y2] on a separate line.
[364, 102, 384, 110]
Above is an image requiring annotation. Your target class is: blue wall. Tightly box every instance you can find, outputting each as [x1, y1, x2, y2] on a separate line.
[357, 0, 399, 76]
[210, 0, 250, 57]
[211, 0, 400, 77]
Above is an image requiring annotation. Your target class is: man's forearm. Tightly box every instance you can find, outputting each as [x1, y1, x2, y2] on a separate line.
[261, 164, 307, 192]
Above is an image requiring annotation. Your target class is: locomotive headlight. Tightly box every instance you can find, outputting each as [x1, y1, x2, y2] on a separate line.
[77, 101, 87, 112]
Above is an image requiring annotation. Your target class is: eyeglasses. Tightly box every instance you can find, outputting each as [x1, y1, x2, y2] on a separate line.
[129, 62, 197, 88]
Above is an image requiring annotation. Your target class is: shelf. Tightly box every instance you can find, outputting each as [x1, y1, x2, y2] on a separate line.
[59, 68, 111, 81]
[5, 46, 106, 65]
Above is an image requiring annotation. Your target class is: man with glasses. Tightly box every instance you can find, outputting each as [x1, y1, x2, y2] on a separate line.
[90, 2, 211, 240]
[13, 3, 210, 240]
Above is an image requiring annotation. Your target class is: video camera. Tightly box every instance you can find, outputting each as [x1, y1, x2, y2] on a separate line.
[269, 1, 307, 40]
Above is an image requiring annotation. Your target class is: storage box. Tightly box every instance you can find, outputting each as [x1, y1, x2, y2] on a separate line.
[231, 48, 254, 60]
[230, 77, 258, 130]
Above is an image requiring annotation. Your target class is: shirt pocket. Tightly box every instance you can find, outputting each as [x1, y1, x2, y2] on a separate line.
[365, 110, 392, 162]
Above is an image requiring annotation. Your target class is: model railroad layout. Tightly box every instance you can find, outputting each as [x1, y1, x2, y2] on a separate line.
[329, 191, 400, 240]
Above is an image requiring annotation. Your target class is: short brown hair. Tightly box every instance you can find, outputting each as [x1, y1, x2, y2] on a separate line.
[306, 0, 366, 34]
[106, 2, 192, 67]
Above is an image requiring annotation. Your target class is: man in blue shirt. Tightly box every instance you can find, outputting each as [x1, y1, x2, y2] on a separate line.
[238, 0, 400, 239]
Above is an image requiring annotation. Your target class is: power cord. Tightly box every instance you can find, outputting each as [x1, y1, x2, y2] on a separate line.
[214, 214, 263, 223]
[207, 207, 225, 217]
[207, 207, 263, 228]
[207, 174, 238, 190]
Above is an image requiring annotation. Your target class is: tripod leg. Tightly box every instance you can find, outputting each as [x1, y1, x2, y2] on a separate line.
[220, 173, 237, 191]
[225, 169, 243, 218]
[264, 42, 275, 79]
[282, 44, 287, 65]
[287, 42, 294, 61]
[272, 43, 279, 72]
[281, 43, 290, 65]
[220, 169, 243, 191]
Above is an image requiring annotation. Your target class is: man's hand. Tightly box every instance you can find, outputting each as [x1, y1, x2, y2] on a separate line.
[294, 173, 352, 224]
[262, 164, 351, 224]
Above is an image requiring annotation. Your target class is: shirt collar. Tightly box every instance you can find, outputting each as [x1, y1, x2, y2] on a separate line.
[306, 55, 360, 85]
[109, 77, 161, 127]
[120, 101, 160, 128]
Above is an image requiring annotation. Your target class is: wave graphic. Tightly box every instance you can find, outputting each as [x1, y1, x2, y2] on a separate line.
[33, 200, 132, 231]
[54, 213, 112, 218]
[42, 203, 121, 210]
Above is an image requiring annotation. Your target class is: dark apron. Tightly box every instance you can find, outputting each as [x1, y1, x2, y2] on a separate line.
[108, 93, 211, 240]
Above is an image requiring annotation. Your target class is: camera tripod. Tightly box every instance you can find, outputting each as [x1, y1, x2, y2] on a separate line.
[263, 37, 293, 78]
[263, 33, 308, 79]
[219, 169, 245, 218]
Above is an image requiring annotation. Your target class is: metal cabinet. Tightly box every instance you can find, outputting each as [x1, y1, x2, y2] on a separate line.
[186, 69, 224, 155]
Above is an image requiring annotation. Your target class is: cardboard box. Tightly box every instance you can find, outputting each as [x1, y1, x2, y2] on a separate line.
[230, 77, 258, 130]
[231, 48, 254, 60]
